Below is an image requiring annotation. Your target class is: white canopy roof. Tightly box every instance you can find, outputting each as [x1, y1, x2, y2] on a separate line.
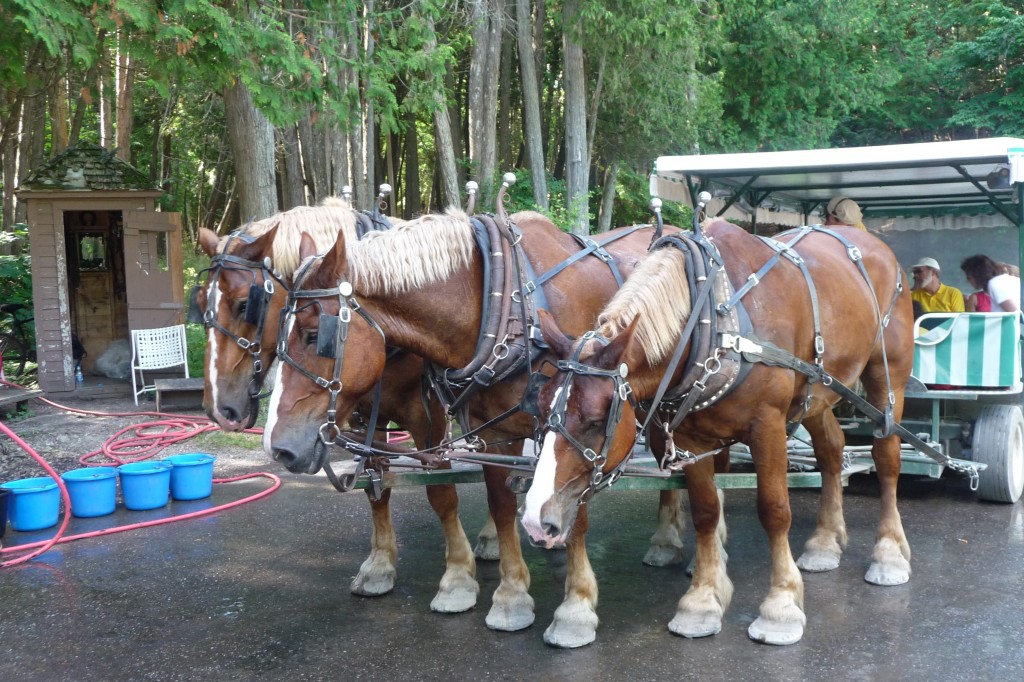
[653, 137, 1024, 224]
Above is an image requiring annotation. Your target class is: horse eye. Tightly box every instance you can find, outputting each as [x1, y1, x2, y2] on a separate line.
[303, 330, 318, 347]
[235, 300, 248, 318]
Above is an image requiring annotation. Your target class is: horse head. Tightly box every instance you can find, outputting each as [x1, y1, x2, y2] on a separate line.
[197, 224, 283, 430]
[263, 231, 387, 474]
[521, 309, 645, 548]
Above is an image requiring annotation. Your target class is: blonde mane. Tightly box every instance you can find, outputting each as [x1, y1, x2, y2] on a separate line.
[222, 199, 365, 276]
[345, 208, 477, 296]
[590, 247, 692, 365]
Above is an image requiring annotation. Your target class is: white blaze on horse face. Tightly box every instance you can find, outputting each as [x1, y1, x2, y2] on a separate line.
[262, 315, 293, 456]
[206, 280, 222, 414]
[521, 385, 569, 544]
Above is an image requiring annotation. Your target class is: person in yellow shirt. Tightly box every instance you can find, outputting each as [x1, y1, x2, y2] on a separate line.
[910, 257, 965, 313]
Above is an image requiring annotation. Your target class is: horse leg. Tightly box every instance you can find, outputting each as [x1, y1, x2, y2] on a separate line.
[481, 462, 535, 631]
[474, 514, 500, 561]
[861, 369, 911, 585]
[643, 489, 686, 567]
[797, 410, 848, 572]
[668, 455, 733, 638]
[350, 488, 398, 596]
[543, 505, 600, 648]
[425, 474, 480, 613]
[747, 416, 806, 645]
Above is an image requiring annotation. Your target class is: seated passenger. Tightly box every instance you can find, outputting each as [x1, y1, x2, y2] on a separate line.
[910, 257, 965, 315]
[961, 255, 1021, 313]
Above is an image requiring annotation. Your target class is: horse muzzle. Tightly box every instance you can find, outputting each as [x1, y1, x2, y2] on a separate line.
[270, 433, 328, 475]
[520, 494, 577, 549]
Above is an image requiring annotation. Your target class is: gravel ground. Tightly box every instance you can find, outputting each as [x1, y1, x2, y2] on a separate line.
[0, 393, 271, 484]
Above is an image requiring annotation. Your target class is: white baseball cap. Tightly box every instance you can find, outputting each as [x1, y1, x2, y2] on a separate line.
[910, 257, 940, 272]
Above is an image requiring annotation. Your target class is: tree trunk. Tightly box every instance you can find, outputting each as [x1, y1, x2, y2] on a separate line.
[586, 52, 606, 164]
[516, 0, 548, 209]
[280, 124, 306, 209]
[498, 29, 513, 173]
[99, 39, 113, 149]
[52, 76, 70, 153]
[596, 161, 618, 233]
[423, 13, 460, 210]
[223, 79, 278, 221]
[535, 0, 549, 161]
[562, 0, 589, 235]
[299, 112, 329, 204]
[362, 0, 377, 208]
[2, 115, 17, 231]
[468, 0, 488, 192]
[404, 115, 420, 217]
[115, 36, 134, 161]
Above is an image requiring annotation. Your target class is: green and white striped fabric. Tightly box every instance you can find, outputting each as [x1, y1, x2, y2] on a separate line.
[913, 313, 1022, 389]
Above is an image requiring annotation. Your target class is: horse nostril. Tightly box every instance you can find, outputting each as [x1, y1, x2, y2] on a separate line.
[219, 404, 240, 422]
[542, 520, 561, 538]
[273, 448, 297, 467]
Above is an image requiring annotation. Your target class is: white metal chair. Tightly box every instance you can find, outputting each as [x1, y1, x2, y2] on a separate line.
[130, 324, 190, 405]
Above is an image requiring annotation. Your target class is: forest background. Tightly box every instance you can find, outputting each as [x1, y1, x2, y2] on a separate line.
[1, 0, 1023, 250]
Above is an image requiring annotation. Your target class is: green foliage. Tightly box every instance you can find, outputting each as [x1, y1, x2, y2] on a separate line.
[610, 167, 693, 229]
[0, 225, 32, 305]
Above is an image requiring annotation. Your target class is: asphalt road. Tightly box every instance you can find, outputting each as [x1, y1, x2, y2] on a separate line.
[1, 467, 1022, 681]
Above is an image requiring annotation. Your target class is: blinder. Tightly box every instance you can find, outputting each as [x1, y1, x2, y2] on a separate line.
[186, 285, 205, 325]
[316, 309, 350, 358]
[244, 280, 273, 326]
[520, 371, 551, 417]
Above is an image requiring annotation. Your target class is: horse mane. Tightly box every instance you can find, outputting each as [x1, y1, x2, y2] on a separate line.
[590, 247, 692, 365]
[344, 208, 477, 296]
[223, 199, 361, 276]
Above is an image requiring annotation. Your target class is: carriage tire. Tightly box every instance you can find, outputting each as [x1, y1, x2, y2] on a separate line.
[971, 405, 1024, 504]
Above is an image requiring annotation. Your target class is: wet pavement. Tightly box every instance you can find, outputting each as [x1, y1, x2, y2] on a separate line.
[1, 469, 1022, 681]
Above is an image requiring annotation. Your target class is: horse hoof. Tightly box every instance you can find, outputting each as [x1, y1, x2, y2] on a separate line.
[643, 544, 684, 567]
[865, 560, 910, 586]
[796, 548, 841, 572]
[748, 616, 804, 645]
[668, 611, 722, 638]
[485, 605, 535, 632]
[473, 536, 500, 561]
[543, 619, 597, 649]
[430, 585, 478, 613]
[350, 571, 395, 597]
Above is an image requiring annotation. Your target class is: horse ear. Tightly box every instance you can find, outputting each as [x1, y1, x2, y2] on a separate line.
[298, 231, 320, 260]
[198, 228, 220, 257]
[319, 232, 347, 277]
[236, 222, 279, 260]
[537, 309, 574, 358]
[592, 314, 645, 371]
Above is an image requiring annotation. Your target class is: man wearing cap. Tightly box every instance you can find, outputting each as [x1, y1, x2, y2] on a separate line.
[825, 196, 867, 230]
[911, 257, 965, 313]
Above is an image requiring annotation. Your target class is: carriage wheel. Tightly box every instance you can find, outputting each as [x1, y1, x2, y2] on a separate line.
[971, 405, 1024, 503]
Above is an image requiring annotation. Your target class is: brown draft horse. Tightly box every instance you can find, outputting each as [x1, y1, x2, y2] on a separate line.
[263, 209, 689, 646]
[194, 204, 481, 613]
[523, 218, 915, 645]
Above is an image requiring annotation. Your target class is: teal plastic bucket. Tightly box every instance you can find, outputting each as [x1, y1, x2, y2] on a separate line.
[117, 462, 172, 511]
[165, 454, 217, 501]
[0, 477, 61, 531]
[61, 467, 118, 518]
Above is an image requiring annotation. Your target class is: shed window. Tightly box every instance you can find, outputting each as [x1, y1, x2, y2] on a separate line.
[78, 232, 108, 270]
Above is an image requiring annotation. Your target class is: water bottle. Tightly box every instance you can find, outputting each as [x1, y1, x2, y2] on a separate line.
[75, 364, 84, 387]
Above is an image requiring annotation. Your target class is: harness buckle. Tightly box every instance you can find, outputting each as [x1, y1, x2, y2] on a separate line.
[524, 280, 536, 295]
[815, 335, 825, 355]
[847, 245, 862, 261]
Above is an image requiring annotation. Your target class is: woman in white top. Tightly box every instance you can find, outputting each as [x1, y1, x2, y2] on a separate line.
[960, 254, 1021, 312]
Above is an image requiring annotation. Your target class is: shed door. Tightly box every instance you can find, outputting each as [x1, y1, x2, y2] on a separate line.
[122, 210, 184, 330]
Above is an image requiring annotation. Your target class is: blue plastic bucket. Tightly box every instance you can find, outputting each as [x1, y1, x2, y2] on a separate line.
[117, 462, 172, 511]
[0, 477, 61, 531]
[61, 467, 118, 518]
[165, 454, 217, 501]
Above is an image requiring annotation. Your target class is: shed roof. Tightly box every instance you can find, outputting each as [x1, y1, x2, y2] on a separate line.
[21, 142, 157, 191]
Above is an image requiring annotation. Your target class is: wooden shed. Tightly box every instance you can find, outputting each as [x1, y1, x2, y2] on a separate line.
[16, 143, 183, 396]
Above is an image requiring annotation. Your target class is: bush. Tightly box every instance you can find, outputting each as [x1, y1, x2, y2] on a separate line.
[0, 224, 32, 305]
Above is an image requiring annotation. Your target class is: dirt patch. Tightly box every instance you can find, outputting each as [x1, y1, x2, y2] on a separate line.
[0, 394, 271, 483]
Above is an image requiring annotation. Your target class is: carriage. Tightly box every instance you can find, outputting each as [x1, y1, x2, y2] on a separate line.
[651, 137, 1024, 504]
